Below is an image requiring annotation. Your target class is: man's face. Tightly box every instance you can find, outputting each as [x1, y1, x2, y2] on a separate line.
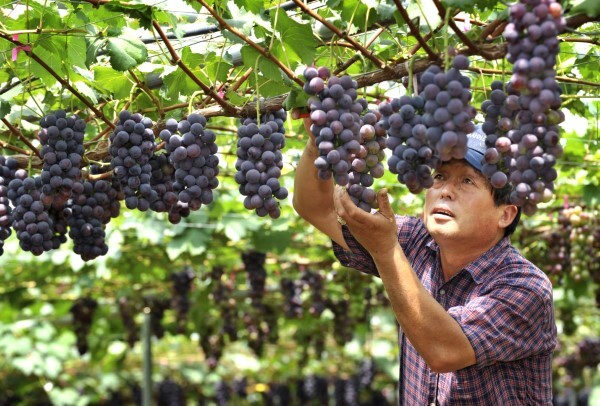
[423, 160, 505, 247]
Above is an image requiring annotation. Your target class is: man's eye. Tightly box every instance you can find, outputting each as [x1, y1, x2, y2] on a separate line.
[433, 174, 443, 180]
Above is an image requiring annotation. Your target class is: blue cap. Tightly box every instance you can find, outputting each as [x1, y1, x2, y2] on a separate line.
[464, 124, 487, 172]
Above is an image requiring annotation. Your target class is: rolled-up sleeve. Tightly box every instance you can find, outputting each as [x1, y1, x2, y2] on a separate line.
[332, 225, 379, 277]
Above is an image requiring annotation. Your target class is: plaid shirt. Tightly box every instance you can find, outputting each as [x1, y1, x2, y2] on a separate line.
[333, 215, 557, 405]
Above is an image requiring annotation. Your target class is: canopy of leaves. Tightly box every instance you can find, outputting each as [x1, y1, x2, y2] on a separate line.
[0, 0, 599, 403]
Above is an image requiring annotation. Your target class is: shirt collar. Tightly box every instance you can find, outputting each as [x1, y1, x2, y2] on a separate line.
[426, 237, 511, 284]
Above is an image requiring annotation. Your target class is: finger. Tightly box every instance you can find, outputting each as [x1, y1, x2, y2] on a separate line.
[333, 185, 347, 215]
[377, 188, 391, 212]
[290, 108, 310, 120]
[336, 186, 370, 223]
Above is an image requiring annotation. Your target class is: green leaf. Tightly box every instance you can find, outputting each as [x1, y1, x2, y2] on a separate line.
[251, 228, 293, 254]
[105, 36, 148, 72]
[241, 46, 282, 81]
[583, 184, 600, 206]
[440, 0, 497, 12]
[65, 35, 88, 69]
[30, 38, 66, 87]
[1, 336, 32, 357]
[571, 0, 600, 18]
[74, 81, 98, 105]
[93, 67, 132, 100]
[272, 9, 318, 66]
[223, 218, 247, 242]
[327, 0, 375, 34]
[0, 99, 10, 119]
[166, 228, 212, 259]
[234, 0, 264, 14]
[104, 2, 154, 29]
[41, 356, 62, 379]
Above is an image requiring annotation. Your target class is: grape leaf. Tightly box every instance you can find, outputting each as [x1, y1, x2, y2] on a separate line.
[30, 39, 65, 87]
[241, 46, 282, 81]
[0, 99, 10, 120]
[93, 67, 133, 100]
[167, 228, 211, 259]
[440, 0, 497, 12]
[571, 0, 600, 18]
[272, 9, 318, 66]
[104, 2, 154, 29]
[74, 81, 98, 105]
[105, 37, 148, 72]
[234, 0, 264, 14]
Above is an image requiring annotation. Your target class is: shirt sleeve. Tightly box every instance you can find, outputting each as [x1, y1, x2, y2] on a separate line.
[331, 215, 423, 278]
[332, 225, 379, 277]
[447, 274, 557, 368]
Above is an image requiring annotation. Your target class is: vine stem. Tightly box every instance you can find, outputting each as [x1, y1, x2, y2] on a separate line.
[195, 0, 303, 87]
[0, 32, 114, 129]
[391, 0, 440, 63]
[432, 0, 494, 60]
[444, 7, 451, 71]
[128, 70, 163, 117]
[292, 0, 393, 74]
[151, 20, 237, 116]
[0, 138, 32, 156]
[333, 28, 386, 75]
[1, 118, 41, 158]
[467, 66, 600, 88]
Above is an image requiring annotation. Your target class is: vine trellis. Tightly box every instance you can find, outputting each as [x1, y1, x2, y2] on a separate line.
[0, 0, 599, 171]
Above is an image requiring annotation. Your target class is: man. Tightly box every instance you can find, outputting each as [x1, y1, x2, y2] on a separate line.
[293, 119, 557, 404]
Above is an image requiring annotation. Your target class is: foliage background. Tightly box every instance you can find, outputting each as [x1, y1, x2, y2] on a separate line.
[0, 0, 599, 404]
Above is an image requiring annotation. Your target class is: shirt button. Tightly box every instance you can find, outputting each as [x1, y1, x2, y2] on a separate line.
[439, 289, 446, 295]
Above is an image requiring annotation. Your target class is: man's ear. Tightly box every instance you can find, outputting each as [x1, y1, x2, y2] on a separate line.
[499, 204, 519, 229]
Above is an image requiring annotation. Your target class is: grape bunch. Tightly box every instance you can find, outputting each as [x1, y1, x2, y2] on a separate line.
[356, 358, 377, 389]
[170, 266, 196, 334]
[143, 295, 170, 339]
[480, 80, 522, 189]
[280, 277, 303, 318]
[65, 177, 119, 261]
[159, 114, 220, 216]
[378, 95, 438, 193]
[300, 267, 326, 316]
[117, 296, 139, 348]
[109, 111, 157, 211]
[303, 66, 366, 184]
[418, 55, 476, 161]
[38, 110, 86, 211]
[70, 297, 98, 355]
[303, 66, 387, 210]
[346, 110, 388, 211]
[234, 108, 288, 218]
[326, 298, 354, 345]
[146, 151, 192, 224]
[231, 377, 248, 402]
[199, 323, 224, 369]
[0, 156, 17, 255]
[157, 378, 186, 406]
[334, 377, 359, 406]
[502, 0, 566, 214]
[242, 251, 267, 303]
[214, 380, 231, 406]
[300, 375, 329, 404]
[7, 175, 68, 255]
[208, 266, 238, 341]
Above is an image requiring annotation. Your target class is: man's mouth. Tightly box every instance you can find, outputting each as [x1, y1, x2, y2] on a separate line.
[432, 207, 454, 217]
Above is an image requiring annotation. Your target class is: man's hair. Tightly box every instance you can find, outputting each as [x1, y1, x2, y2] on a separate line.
[490, 182, 521, 237]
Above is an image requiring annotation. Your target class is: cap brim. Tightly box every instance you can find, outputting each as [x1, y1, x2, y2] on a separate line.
[465, 149, 483, 172]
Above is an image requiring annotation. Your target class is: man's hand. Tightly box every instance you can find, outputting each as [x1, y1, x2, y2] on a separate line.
[334, 186, 399, 258]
